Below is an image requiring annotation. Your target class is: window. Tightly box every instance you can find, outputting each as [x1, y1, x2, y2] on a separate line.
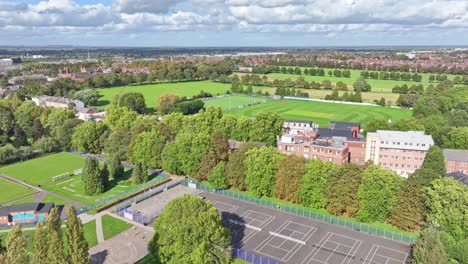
[328, 158, 333, 162]
[422, 144, 425, 147]
[395, 164, 399, 168]
[407, 164, 411, 168]
[461, 163, 466, 167]
[381, 141, 384, 144]
[328, 149, 333, 154]
[449, 161, 455, 166]
[313, 147, 317, 152]
[304, 147, 309, 153]
[397, 142, 400, 145]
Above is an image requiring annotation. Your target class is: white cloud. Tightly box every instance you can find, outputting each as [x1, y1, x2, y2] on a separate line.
[113, 0, 184, 14]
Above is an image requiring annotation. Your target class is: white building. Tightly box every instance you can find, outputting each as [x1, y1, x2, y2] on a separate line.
[283, 120, 319, 135]
[0, 59, 13, 66]
[31, 95, 85, 110]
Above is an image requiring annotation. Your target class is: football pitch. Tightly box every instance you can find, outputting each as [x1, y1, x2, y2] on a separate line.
[204, 95, 268, 110]
[225, 99, 412, 128]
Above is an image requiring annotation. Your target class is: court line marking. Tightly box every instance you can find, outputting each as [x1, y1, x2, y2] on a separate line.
[227, 209, 276, 246]
[269, 231, 306, 245]
[230, 219, 262, 231]
[211, 201, 239, 213]
[367, 245, 409, 264]
[302, 232, 362, 264]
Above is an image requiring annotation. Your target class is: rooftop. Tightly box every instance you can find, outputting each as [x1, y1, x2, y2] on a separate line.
[443, 149, 468, 162]
[328, 121, 360, 130]
[445, 171, 468, 186]
[367, 130, 434, 150]
[0, 202, 55, 216]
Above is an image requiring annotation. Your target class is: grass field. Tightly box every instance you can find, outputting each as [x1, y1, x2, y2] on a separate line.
[7, 195, 37, 206]
[0, 152, 85, 186]
[101, 215, 133, 240]
[226, 99, 412, 128]
[0, 178, 37, 204]
[204, 95, 268, 110]
[83, 220, 98, 247]
[41, 194, 69, 205]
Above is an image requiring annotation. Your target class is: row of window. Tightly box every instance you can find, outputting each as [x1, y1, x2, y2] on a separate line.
[380, 141, 429, 147]
[379, 155, 424, 161]
[448, 161, 467, 167]
[448, 169, 466, 174]
[380, 163, 420, 169]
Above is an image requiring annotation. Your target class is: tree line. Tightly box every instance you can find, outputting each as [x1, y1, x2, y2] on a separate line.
[360, 70, 423, 82]
[0, 206, 89, 264]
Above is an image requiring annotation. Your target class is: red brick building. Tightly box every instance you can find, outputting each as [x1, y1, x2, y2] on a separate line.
[443, 149, 468, 174]
[0, 203, 54, 225]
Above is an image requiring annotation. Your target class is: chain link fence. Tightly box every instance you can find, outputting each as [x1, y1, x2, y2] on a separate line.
[232, 247, 280, 264]
[182, 179, 417, 244]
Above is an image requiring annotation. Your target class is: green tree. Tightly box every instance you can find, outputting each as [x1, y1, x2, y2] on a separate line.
[193, 151, 218, 181]
[103, 105, 138, 130]
[386, 178, 426, 231]
[129, 131, 166, 169]
[100, 163, 110, 190]
[411, 168, 441, 187]
[44, 108, 75, 137]
[56, 119, 82, 150]
[108, 154, 124, 179]
[208, 162, 228, 189]
[13, 124, 27, 148]
[66, 206, 90, 264]
[298, 159, 337, 209]
[103, 128, 132, 160]
[443, 127, 468, 150]
[353, 76, 371, 92]
[274, 155, 306, 203]
[6, 226, 28, 264]
[364, 118, 391, 134]
[0, 105, 14, 138]
[132, 162, 147, 184]
[32, 118, 44, 142]
[72, 121, 109, 154]
[150, 195, 231, 264]
[245, 147, 281, 197]
[116, 92, 146, 114]
[424, 178, 468, 240]
[157, 93, 180, 114]
[73, 89, 99, 106]
[249, 112, 284, 146]
[421, 146, 446, 177]
[225, 142, 258, 191]
[82, 157, 104, 195]
[412, 227, 447, 264]
[14, 101, 43, 138]
[33, 218, 48, 264]
[356, 165, 403, 222]
[46, 207, 66, 264]
[327, 164, 363, 217]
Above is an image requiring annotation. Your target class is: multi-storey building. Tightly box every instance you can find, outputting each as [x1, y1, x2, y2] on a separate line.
[365, 130, 434, 177]
[283, 120, 319, 135]
[443, 149, 468, 174]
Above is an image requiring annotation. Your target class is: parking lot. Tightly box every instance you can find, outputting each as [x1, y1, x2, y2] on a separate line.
[202, 192, 410, 264]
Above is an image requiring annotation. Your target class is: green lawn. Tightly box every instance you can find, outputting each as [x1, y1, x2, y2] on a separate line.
[101, 214, 133, 240]
[0, 152, 85, 186]
[83, 219, 98, 247]
[204, 94, 268, 110]
[41, 194, 70, 205]
[226, 99, 412, 128]
[6, 195, 37, 206]
[0, 178, 37, 204]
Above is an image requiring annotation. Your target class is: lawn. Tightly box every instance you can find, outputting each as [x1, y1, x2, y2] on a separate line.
[101, 214, 133, 240]
[0, 152, 85, 186]
[226, 99, 412, 129]
[204, 94, 269, 110]
[41, 194, 70, 205]
[0, 178, 37, 204]
[6, 195, 37, 206]
[83, 219, 98, 247]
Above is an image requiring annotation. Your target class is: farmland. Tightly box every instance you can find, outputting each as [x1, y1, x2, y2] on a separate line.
[0, 152, 85, 186]
[226, 99, 412, 128]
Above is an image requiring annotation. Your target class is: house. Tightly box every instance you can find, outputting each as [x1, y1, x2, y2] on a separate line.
[443, 149, 468, 174]
[328, 121, 361, 138]
[76, 107, 105, 121]
[283, 120, 318, 135]
[31, 95, 85, 110]
[0, 203, 54, 225]
[8, 75, 47, 86]
[365, 130, 434, 177]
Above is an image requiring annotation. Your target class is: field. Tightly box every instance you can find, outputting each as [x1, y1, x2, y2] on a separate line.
[226, 99, 412, 128]
[93, 81, 267, 110]
[0, 152, 85, 186]
[101, 215, 133, 240]
[204, 95, 268, 110]
[41, 194, 70, 205]
[0, 178, 37, 204]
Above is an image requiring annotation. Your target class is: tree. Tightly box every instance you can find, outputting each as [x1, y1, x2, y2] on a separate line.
[46, 207, 66, 264]
[82, 157, 105, 195]
[6, 226, 29, 264]
[298, 159, 337, 209]
[104, 105, 138, 130]
[72, 121, 109, 154]
[66, 206, 90, 264]
[44, 108, 75, 138]
[193, 151, 218, 181]
[104, 128, 132, 160]
[211, 131, 230, 162]
[73, 89, 99, 106]
[56, 119, 82, 150]
[108, 154, 124, 179]
[157, 93, 180, 114]
[14, 101, 43, 138]
[13, 124, 27, 148]
[208, 162, 228, 189]
[249, 112, 284, 146]
[274, 155, 306, 203]
[245, 147, 281, 197]
[225, 142, 258, 190]
[132, 162, 147, 184]
[424, 178, 468, 240]
[33, 219, 48, 264]
[443, 127, 468, 150]
[356, 165, 403, 222]
[101, 163, 110, 190]
[421, 146, 446, 177]
[32, 118, 44, 141]
[150, 195, 231, 264]
[116, 92, 146, 114]
[129, 131, 166, 169]
[327, 164, 363, 217]
[353, 76, 371, 92]
[386, 178, 426, 231]
[0, 106, 14, 138]
[412, 227, 447, 264]
[411, 168, 441, 187]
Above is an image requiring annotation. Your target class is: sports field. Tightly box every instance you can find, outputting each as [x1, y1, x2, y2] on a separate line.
[0, 178, 37, 204]
[0, 152, 85, 186]
[226, 99, 412, 128]
[204, 95, 268, 110]
[93, 81, 266, 109]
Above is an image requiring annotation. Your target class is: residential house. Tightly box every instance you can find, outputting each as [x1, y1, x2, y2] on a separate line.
[76, 107, 106, 121]
[443, 149, 468, 174]
[32, 95, 85, 110]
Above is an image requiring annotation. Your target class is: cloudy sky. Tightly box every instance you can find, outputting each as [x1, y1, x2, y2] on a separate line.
[1, 0, 467, 46]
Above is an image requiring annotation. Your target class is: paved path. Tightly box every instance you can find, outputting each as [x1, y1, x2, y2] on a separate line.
[34, 192, 46, 203]
[0, 224, 67, 233]
[96, 212, 105, 243]
[0, 174, 85, 208]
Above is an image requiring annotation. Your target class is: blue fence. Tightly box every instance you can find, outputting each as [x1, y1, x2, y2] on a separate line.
[233, 248, 280, 264]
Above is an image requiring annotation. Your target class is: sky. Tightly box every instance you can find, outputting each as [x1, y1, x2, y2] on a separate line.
[0, 0, 467, 47]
